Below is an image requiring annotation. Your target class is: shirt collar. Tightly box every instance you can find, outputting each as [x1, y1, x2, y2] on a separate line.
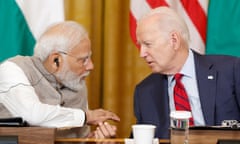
[168, 49, 195, 82]
[181, 49, 194, 78]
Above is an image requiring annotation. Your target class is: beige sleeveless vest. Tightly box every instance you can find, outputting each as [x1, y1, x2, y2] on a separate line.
[1, 56, 90, 138]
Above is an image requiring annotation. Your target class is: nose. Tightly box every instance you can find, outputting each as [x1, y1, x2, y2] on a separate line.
[85, 58, 94, 70]
[140, 45, 147, 58]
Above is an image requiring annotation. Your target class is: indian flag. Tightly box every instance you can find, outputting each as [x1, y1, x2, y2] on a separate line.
[0, 0, 64, 62]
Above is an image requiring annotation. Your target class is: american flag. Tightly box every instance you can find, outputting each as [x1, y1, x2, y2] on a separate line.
[130, 0, 208, 54]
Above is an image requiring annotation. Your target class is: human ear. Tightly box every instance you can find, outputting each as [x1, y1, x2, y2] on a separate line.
[170, 31, 180, 50]
[49, 52, 62, 69]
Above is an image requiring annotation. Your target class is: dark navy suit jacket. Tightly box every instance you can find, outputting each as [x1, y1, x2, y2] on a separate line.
[133, 51, 240, 139]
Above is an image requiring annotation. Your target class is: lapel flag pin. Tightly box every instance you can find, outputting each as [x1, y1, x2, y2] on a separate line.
[208, 75, 214, 80]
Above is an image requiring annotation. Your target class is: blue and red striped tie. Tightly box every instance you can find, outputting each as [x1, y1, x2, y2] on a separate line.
[174, 73, 194, 126]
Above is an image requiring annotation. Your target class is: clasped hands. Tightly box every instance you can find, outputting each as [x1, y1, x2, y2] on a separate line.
[85, 109, 120, 139]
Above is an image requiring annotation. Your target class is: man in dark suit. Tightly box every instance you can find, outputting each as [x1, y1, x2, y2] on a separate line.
[133, 6, 240, 139]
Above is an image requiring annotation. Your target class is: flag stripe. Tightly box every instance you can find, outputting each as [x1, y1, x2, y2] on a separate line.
[166, 0, 206, 54]
[16, 0, 64, 40]
[130, 0, 151, 20]
[198, 0, 208, 14]
[146, 0, 168, 8]
[0, 0, 35, 62]
[129, 12, 138, 46]
[180, 0, 207, 44]
[0, 0, 64, 62]
[206, 0, 240, 57]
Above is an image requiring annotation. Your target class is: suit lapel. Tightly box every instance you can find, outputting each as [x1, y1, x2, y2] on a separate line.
[194, 53, 217, 125]
[151, 74, 171, 137]
[155, 75, 170, 119]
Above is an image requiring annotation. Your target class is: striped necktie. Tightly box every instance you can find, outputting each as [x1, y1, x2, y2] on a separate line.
[174, 73, 194, 126]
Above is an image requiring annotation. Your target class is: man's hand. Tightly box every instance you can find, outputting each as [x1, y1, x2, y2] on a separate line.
[86, 109, 120, 125]
[94, 122, 117, 138]
[86, 122, 117, 144]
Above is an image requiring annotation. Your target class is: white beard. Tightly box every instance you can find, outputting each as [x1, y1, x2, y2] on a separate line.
[55, 62, 90, 91]
[60, 71, 89, 91]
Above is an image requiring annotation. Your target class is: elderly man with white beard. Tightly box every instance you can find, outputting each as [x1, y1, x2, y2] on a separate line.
[0, 21, 120, 139]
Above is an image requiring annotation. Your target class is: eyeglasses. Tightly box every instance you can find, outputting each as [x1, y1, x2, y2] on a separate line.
[59, 51, 91, 66]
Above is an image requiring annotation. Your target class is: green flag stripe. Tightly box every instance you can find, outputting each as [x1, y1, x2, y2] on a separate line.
[206, 0, 240, 57]
[0, 0, 35, 62]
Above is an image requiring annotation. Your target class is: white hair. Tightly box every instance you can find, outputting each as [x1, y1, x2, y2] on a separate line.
[34, 21, 88, 61]
[139, 6, 190, 45]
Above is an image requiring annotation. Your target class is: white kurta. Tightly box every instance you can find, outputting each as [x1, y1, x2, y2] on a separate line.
[0, 61, 85, 128]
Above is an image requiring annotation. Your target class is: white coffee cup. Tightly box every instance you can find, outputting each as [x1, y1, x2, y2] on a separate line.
[132, 124, 156, 144]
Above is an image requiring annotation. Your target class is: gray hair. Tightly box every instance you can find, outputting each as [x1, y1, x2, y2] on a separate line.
[34, 21, 88, 61]
[139, 6, 190, 45]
